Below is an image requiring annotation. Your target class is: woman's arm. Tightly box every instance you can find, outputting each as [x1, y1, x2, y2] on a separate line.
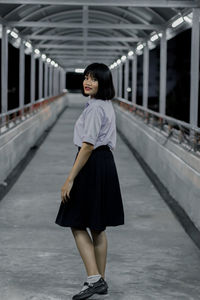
[61, 142, 94, 202]
[68, 142, 94, 181]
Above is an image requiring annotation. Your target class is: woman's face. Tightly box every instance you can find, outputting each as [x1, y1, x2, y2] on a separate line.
[83, 73, 98, 98]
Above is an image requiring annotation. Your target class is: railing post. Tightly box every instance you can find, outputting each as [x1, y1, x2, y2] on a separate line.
[119, 63, 122, 98]
[19, 40, 25, 117]
[124, 59, 129, 100]
[49, 64, 52, 97]
[159, 29, 167, 116]
[132, 54, 137, 104]
[115, 66, 119, 98]
[190, 8, 200, 128]
[52, 66, 55, 96]
[117, 65, 120, 97]
[55, 67, 57, 95]
[1, 25, 8, 126]
[143, 42, 149, 109]
[39, 56, 43, 99]
[112, 68, 117, 96]
[30, 51, 35, 109]
[44, 61, 48, 98]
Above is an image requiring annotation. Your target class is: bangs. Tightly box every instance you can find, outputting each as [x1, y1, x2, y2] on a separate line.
[84, 69, 98, 80]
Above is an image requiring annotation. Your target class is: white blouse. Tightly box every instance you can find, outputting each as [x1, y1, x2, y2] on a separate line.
[73, 97, 116, 151]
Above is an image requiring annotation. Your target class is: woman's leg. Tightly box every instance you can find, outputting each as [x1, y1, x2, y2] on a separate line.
[71, 227, 100, 276]
[89, 229, 108, 279]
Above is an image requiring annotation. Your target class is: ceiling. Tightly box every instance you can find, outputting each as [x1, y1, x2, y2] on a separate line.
[0, 0, 199, 71]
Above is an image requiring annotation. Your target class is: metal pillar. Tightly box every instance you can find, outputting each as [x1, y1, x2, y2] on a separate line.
[59, 69, 61, 93]
[117, 66, 120, 97]
[143, 43, 149, 108]
[19, 41, 25, 112]
[54, 68, 57, 95]
[55, 67, 58, 95]
[52, 66, 56, 96]
[39, 57, 43, 99]
[60, 69, 63, 92]
[49, 65, 52, 97]
[30, 51, 35, 103]
[1, 25, 8, 122]
[124, 59, 129, 100]
[44, 62, 48, 98]
[112, 68, 117, 96]
[115, 67, 119, 97]
[57, 68, 59, 94]
[190, 8, 200, 127]
[62, 70, 66, 90]
[119, 64, 122, 98]
[132, 54, 137, 103]
[159, 29, 167, 115]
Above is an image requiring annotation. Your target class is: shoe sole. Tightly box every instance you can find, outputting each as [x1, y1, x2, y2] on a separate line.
[72, 289, 108, 300]
[97, 289, 108, 295]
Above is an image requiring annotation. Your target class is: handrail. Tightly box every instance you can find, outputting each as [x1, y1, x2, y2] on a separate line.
[113, 97, 200, 153]
[115, 97, 200, 133]
[0, 92, 67, 135]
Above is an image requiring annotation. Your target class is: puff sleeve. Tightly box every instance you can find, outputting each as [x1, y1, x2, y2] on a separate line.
[82, 104, 104, 146]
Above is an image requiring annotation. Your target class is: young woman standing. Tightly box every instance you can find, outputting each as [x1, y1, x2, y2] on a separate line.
[55, 63, 124, 300]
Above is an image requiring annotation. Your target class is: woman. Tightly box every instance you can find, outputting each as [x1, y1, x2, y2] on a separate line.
[55, 63, 124, 300]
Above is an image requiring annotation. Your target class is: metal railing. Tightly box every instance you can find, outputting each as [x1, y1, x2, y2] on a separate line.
[0, 92, 67, 135]
[114, 97, 200, 154]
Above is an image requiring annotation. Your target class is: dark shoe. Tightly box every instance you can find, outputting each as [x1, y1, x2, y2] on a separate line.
[72, 277, 108, 300]
[96, 278, 108, 295]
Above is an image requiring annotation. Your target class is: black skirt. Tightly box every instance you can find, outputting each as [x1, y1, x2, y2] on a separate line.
[55, 145, 124, 231]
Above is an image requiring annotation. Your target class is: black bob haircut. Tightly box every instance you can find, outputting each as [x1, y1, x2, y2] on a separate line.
[81, 63, 115, 101]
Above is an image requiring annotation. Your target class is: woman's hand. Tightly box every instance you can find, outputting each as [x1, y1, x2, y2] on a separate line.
[61, 177, 74, 203]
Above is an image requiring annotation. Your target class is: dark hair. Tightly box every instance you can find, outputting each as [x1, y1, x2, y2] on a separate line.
[81, 63, 115, 100]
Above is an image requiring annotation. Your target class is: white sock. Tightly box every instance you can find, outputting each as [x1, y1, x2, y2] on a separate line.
[81, 274, 101, 291]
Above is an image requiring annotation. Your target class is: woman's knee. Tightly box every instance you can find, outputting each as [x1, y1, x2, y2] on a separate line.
[71, 227, 87, 236]
[90, 229, 106, 242]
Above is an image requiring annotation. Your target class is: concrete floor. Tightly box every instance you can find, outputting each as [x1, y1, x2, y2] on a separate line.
[1, 95, 200, 300]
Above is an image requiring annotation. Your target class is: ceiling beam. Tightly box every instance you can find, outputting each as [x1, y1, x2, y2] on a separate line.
[47, 54, 121, 57]
[6, 21, 162, 30]
[43, 52, 122, 56]
[59, 59, 111, 62]
[37, 44, 130, 49]
[25, 35, 142, 42]
[0, 0, 199, 8]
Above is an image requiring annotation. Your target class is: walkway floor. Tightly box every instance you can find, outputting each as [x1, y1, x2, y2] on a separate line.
[1, 94, 200, 300]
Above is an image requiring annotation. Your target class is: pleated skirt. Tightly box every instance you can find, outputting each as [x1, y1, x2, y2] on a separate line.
[55, 145, 124, 231]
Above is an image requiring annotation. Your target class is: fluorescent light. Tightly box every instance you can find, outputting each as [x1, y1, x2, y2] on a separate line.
[10, 31, 18, 39]
[121, 55, 126, 61]
[34, 49, 40, 54]
[128, 50, 134, 56]
[51, 60, 55, 65]
[75, 68, 84, 73]
[150, 34, 159, 42]
[42, 54, 46, 59]
[127, 87, 131, 92]
[147, 40, 156, 50]
[46, 58, 51, 63]
[113, 62, 117, 67]
[172, 16, 184, 28]
[55, 63, 58, 67]
[158, 33, 162, 37]
[7, 29, 11, 34]
[117, 59, 121, 65]
[184, 15, 192, 24]
[137, 44, 143, 51]
[25, 41, 32, 48]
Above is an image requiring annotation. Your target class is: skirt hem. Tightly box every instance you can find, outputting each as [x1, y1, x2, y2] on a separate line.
[55, 221, 124, 231]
